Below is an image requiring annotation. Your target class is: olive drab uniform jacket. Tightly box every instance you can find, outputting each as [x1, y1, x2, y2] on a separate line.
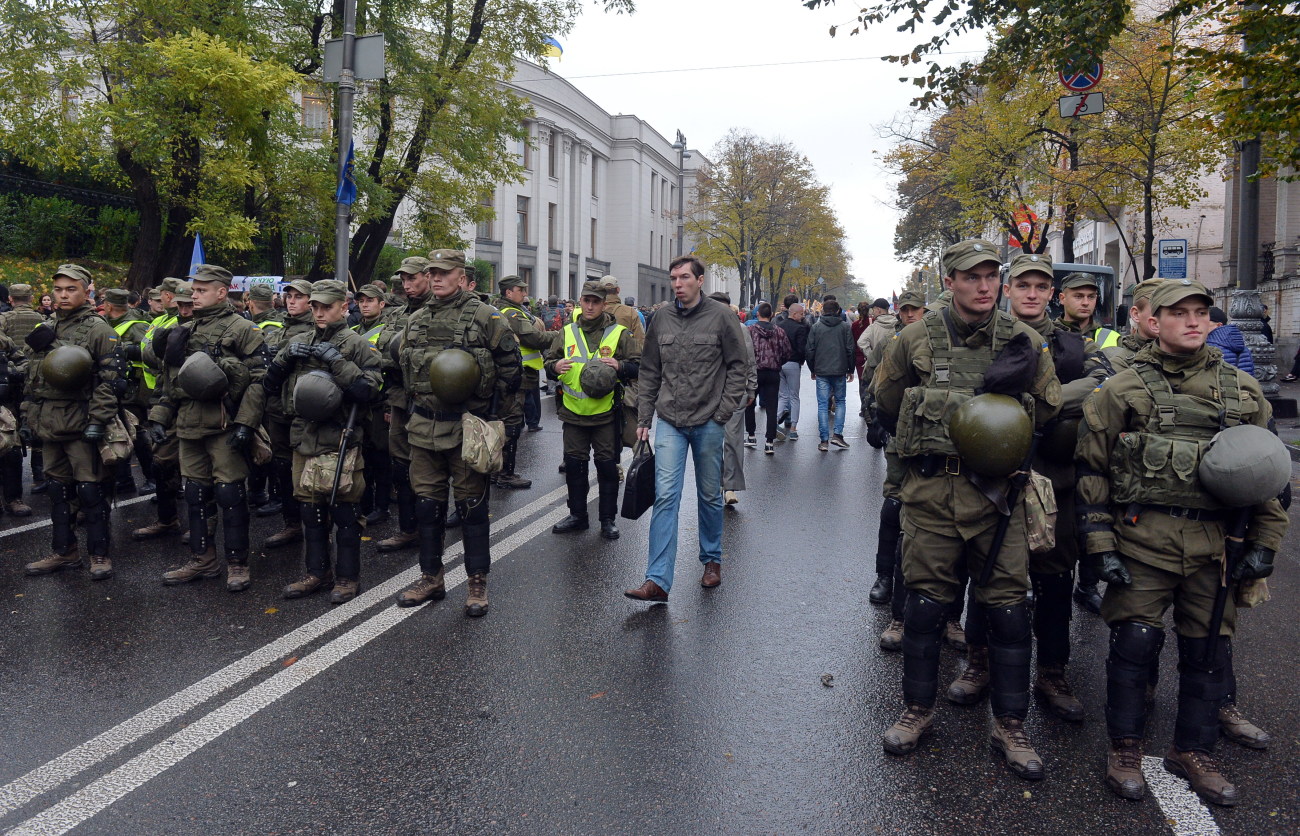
[1103, 333, 1151, 373]
[543, 311, 640, 427]
[106, 312, 152, 411]
[397, 289, 521, 453]
[148, 303, 266, 439]
[0, 304, 40, 408]
[874, 308, 1061, 539]
[22, 304, 125, 442]
[493, 296, 551, 387]
[1075, 342, 1288, 568]
[258, 311, 313, 422]
[262, 319, 382, 457]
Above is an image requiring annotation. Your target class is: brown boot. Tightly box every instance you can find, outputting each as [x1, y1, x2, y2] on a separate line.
[879, 619, 904, 652]
[946, 645, 990, 705]
[1219, 704, 1271, 749]
[944, 620, 968, 653]
[25, 550, 82, 576]
[263, 526, 303, 549]
[6, 499, 32, 517]
[226, 564, 251, 593]
[1163, 748, 1239, 806]
[163, 547, 220, 585]
[88, 555, 113, 581]
[180, 529, 190, 546]
[133, 519, 181, 540]
[494, 472, 531, 489]
[282, 572, 334, 600]
[329, 578, 360, 605]
[396, 570, 446, 607]
[1034, 665, 1085, 722]
[465, 573, 488, 617]
[701, 562, 721, 588]
[376, 531, 417, 552]
[882, 704, 934, 755]
[1106, 737, 1146, 800]
[990, 717, 1045, 780]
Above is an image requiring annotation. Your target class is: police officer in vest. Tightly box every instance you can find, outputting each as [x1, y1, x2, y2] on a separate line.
[264, 280, 382, 603]
[103, 287, 154, 495]
[873, 240, 1061, 779]
[493, 274, 552, 489]
[1076, 279, 1288, 805]
[22, 264, 126, 581]
[393, 248, 521, 616]
[547, 280, 640, 540]
[1058, 272, 1120, 349]
[602, 277, 645, 447]
[0, 282, 43, 516]
[149, 265, 267, 592]
[352, 283, 396, 523]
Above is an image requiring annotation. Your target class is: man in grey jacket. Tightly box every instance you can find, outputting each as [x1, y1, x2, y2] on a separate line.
[806, 300, 855, 451]
[626, 256, 751, 602]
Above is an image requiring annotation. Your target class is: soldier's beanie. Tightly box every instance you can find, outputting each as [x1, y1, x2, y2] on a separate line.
[1008, 252, 1053, 280]
[1209, 306, 1228, 325]
[190, 264, 234, 287]
[1149, 278, 1213, 313]
[308, 280, 348, 304]
[103, 288, 131, 306]
[53, 264, 92, 285]
[943, 240, 1001, 275]
[248, 284, 274, 302]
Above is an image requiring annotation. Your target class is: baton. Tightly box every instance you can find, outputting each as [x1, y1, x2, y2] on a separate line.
[1204, 506, 1251, 664]
[329, 403, 359, 507]
[977, 431, 1042, 588]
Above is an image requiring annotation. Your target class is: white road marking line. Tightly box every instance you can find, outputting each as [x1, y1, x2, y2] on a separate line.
[7, 500, 579, 836]
[1142, 755, 1221, 836]
[0, 483, 570, 816]
[0, 495, 153, 539]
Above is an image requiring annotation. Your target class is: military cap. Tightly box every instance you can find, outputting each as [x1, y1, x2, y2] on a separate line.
[397, 256, 431, 275]
[600, 276, 621, 292]
[943, 239, 1001, 274]
[1149, 278, 1213, 313]
[498, 274, 527, 292]
[9, 283, 32, 300]
[463, 262, 477, 283]
[173, 282, 195, 302]
[284, 278, 314, 296]
[427, 248, 466, 271]
[53, 264, 92, 285]
[308, 280, 347, 304]
[1008, 252, 1053, 280]
[147, 288, 162, 301]
[1060, 272, 1100, 291]
[248, 283, 274, 302]
[897, 290, 926, 310]
[161, 277, 185, 294]
[190, 264, 233, 286]
[580, 280, 606, 300]
[227, 289, 245, 299]
[1129, 278, 1166, 304]
[357, 284, 387, 299]
[103, 288, 131, 306]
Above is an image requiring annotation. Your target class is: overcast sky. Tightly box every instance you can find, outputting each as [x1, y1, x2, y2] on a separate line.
[550, 0, 986, 300]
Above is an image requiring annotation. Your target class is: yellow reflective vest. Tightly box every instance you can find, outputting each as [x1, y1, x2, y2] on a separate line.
[559, 321, 625, 415]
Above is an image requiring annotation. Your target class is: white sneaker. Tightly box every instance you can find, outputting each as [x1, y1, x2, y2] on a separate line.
[724, 490, 739, 506]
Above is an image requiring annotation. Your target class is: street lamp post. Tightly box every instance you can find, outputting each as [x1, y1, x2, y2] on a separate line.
[671, 131, 690, 261]
[334, 0, 357, 287]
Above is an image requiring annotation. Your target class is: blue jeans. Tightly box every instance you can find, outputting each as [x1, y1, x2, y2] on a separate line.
[644, 419, 725, 592]
[816, 375, 847, 441]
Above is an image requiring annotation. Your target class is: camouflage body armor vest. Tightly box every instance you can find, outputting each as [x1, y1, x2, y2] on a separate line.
[400, 295, 497, 409]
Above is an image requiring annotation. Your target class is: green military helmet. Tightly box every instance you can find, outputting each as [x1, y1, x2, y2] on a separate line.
[176, 351, 228, 401]
[39, 345, 94, 392]
[1199, 424, 1291, 507]
[292, 370, 343, 422]
[1040, 418, 1081, 465]
[579, 360, 618, 399]
[428, 348, 480, 404]
[950, 393, 1032, 477]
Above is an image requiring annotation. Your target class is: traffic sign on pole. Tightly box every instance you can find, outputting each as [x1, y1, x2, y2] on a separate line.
[1158, 239, 1189, 279]
[1058, 92, 1105, 117]
[1059, 60, 1103, 92]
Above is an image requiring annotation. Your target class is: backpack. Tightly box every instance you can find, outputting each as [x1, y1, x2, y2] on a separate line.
[748, 322, 788, 371]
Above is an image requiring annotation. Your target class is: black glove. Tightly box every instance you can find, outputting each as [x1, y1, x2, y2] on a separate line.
[163, 327, 190, 368]
[1088, 551, 1130, 586]
[18, 424, 34, 445]
[980, 331, 1037, 397]
[1278, 482, 1292, 511]
[227, 423, 254, 451]
[312, 342, 343, 365]
[285, 341, 312, 362]
[123, 344, 142, 361]
[83, 423, 106, 443]
[146, 421, 168, 445]
[1233, 544, 1275, 581]
[866, 419, 890, 450]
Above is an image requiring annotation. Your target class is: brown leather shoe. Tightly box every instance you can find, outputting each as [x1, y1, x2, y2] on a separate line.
[1034, 665, 1085, 722]
[133, 519, 181, 540]
[25, 550, 82, 576]
[1106, 737, 1146, 800]
[376, 531, 418, 552]
[6, 499, 32, 517]
[1219, 703, 1271, 749]
[464, 573, 489, 617]
[263, 526, 303, 549]
[88, 555, 113, 581]
[701, 562, 721, 588]
[624, 579, 668, 603]
[162, 547, 220, 585]
[990, 717, 1045, 780]
[879, 619, 904, 652]
[947, 645, 990, 705]
[944, 620, 968, 653]
[1163, 748, 1239, 806]
[226, 564, 252, 593]
[283, 572, 334, 600]
[882, 704, 934, 755]
[396, 570, 446, 607]
[329, 578, 360, 605]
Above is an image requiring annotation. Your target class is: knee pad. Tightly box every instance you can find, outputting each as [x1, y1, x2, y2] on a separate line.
[459, 496, 491, 526]
[392, 459, 410, 484]
[214, 481, 246, 510]
[593, 458, 619, 483]
[184, 479, 212, 506]
[49, 480, 76, 504]
[332, 502, 363, 536]
[881, 497, 902, 530]
[903, 591, 947, 636]
[1109, 622, 1165, 669]
[75, 481, 107, 508]
[985, 602, 1033, 646]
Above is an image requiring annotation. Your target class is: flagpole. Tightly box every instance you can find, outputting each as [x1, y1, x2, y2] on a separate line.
[334, 0, 357, 285]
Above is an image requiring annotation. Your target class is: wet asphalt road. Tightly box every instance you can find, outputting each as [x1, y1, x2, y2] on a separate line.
[1, 379, 1299, 836]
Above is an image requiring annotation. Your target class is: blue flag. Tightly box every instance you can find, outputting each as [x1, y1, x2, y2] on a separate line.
[190, 234, 205, 273]
[336, 141, 357, 206]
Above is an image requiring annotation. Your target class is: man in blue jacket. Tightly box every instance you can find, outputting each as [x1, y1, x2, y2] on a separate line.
[1207, 307, 1255, 375]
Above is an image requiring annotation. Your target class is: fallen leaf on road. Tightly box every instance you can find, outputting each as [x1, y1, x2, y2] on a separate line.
[283, 656, 298, 666]
[264, 607, 279, 614]
[589, 691, 606, 699]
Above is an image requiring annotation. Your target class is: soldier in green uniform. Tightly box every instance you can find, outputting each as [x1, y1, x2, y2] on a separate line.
[245, 283, 283, 507]
[102, 287, 154, 495]
[1058, 272, 1121, 349]
[1077, 279, 1288, 805]
[602, 277, 645, 448]
[21, 264, 126, 580]
[546, 280, 640, 540]
[375, 257, 432, 552]
[393, 249, 521, 616]
[0, 283, 44, 516]
[256, 279, 315, 547]
[1104, 278, 1165, 372]
[874, 240, 1061, 779]
[946, 254, 1112, 719]
[493, 274, 552, 489]
[149, 265, 267, 592]
[352, 284, 394, 523]
[264, 280, 382, 603]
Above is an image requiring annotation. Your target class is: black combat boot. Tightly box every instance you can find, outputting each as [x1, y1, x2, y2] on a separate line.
[870, 498, 901, 604]
[595, 458, 620, 540]
[552, 455, 590, 533]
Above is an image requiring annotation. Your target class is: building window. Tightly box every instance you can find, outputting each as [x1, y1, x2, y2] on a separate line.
[660, 234, 666, 267]
[650, 173, 657, 211]
[547, 136, 558, 179]
[301, 85, 330, 137]
[669, 185, 676, 216]
[548, 269, 559, 297]
[591, 156, 599, 197]
[590, 218, 597, 258]
[517, 124, 532, 170]
[476, 190, 494, 240]
[517, 196, 530, 244]
[547, 203, 557, 246]
[60, 87, 81, 120]
[649, 231, 654, 264]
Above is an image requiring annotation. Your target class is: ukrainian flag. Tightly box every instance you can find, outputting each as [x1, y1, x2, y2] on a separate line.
[542, 37, 563, 60]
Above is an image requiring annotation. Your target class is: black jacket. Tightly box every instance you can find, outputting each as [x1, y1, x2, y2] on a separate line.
[775, 315, 810, 365]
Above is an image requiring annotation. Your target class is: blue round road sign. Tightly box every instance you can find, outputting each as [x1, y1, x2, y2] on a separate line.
[1060, 61, 1103, 92]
